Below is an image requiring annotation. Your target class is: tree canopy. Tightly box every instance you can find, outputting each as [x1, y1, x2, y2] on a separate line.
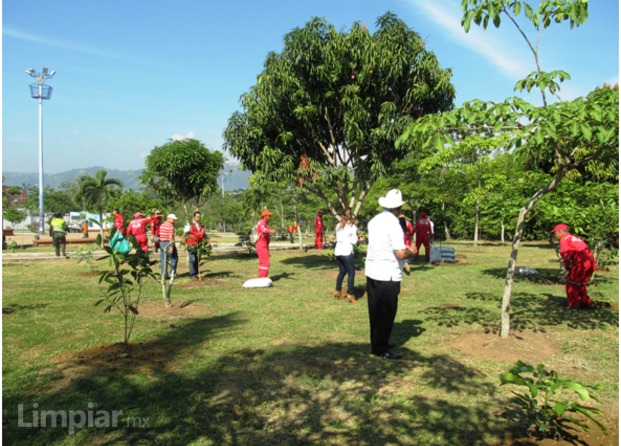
[76, 169, 123, 223]
[397, 0, 618, 338]
[224, 12, 455, 217]
[140, 139, 224, 221]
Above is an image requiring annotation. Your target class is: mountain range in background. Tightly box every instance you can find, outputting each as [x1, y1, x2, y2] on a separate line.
[2, 164, 251, 192]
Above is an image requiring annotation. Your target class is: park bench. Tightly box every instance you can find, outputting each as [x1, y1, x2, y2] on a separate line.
[32, 237, 105, 246]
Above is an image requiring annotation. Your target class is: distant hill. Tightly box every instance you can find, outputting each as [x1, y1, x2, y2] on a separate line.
[2, 165, 251, 192]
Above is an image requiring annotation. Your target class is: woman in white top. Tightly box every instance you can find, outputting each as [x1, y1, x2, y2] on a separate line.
[334, 210, 362, 303]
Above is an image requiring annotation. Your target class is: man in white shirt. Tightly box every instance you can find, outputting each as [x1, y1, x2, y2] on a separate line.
[365, 189, 415, 360]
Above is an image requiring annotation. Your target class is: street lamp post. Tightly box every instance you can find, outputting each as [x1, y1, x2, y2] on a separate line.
[220, 171, 228, 232]
[26, 67, 56, 236]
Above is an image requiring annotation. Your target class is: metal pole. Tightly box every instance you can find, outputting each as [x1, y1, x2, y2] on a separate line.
[38, 86, 44, 235]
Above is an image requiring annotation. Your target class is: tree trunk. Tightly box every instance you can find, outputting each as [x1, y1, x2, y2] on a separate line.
[474, 200, 480, 245]
[442, 200, 451, 240]
[500, 220, 505, 244]
[500, 169, 566, 338]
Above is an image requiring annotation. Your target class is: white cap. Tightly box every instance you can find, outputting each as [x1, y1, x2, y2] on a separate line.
[167, 214, 178, 220]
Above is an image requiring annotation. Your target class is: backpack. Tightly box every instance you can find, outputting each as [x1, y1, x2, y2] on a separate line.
[249, 222, 260, 246]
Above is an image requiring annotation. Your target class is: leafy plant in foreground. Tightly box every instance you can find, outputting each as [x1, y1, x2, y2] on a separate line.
[95, 234, 159, 344]
[500, 361, 608, 440]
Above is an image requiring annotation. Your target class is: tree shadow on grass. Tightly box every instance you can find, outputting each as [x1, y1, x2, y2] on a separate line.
[481, 267, 616, 287]
[425, 291, 618, 333]
[280, 254, 335, 271]
[2, 303, 48, 314]
[3, 330, 506, 446]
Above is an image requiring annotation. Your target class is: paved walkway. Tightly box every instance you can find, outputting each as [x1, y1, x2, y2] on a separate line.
[2, 242, 312, 263]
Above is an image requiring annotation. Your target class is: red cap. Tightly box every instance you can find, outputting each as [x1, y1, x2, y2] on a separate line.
[551, 224, 569, 233]
[420, 212, 426, 217]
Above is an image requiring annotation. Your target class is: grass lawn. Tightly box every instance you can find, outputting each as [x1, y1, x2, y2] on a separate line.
[2, 241, 618, 445]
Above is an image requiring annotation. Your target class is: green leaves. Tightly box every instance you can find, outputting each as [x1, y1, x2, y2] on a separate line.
[141, 139, 224, 212]
[96, 241, 159, 343]
[223, 12, 455, 214]
[500, 361, 608, 439]
[462, 1, 588, 32]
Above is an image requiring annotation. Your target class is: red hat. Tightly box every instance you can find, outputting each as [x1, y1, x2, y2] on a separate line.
[551, 224, 569, 233]
[420, 212, 426, 217]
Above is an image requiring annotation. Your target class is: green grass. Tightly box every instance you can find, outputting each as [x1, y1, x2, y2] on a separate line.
[2, 241, 618, 445]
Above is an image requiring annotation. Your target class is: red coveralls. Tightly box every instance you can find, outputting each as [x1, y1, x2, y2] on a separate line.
[150, 215, 162, 252]
[559, 233, 596, 308]
[403, 219, 414, 248]
[126, 217, 150, 253]
[256, 219, 272, 278]
[414, 217, 432, 260]
[314, 211, 324, 249]
[114, 213, 125, 235]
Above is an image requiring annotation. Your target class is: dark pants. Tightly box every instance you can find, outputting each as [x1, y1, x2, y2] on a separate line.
[188, 246, 199, 278]
[52, 232, 66, 256]
[366, 277, 400, 355]
[160, 241, 178, 279]
[336, 254, 356, 295]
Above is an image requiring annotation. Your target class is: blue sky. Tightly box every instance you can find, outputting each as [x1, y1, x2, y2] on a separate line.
[2, 0, 618, 174]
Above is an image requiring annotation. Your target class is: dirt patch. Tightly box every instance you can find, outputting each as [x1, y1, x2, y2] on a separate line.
[450, 331, 559, 364]
[452, 332, 618, 446]
[41, 300, 206, 390]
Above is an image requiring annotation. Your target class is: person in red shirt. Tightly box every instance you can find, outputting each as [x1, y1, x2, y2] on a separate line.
[414, 211, 432, 261]
[399, 214, 414, 273]
[552, 224, 596, 309]
[314, 210, 325, 249]
[150, 210, 163, 253]
[126, 212, 150, 253]
[111, 208, 125, 236]
[184, 211, 206, 280]
[256, 209, 276, 278]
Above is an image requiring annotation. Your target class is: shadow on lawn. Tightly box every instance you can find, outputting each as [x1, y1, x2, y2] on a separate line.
[2, 303, 49, 314]
[425, 290, 618, 333]
[3, 314, 506, 446]
[280, 254, 335, 270]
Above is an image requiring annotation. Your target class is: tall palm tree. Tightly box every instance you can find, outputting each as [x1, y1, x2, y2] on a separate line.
[76, 170, 123, 224]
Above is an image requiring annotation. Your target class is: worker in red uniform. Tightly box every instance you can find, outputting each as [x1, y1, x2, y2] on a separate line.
[314, 210, 325, 250]
[126, 211, 150, 253]
[414, 211, 432, 261]
[552, 224, 596, 309]
[399, 214, 414, 248]
[111, 208, 125, 235]
[256, 209, 276, 278]
[184, 211, 206, 280]
[150, 210, 163, 253]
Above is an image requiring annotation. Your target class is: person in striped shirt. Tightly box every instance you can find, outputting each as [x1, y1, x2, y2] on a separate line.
[159, 214, 178, 280]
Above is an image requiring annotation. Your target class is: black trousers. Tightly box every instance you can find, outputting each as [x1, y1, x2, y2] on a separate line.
[366, 277, 400, 355]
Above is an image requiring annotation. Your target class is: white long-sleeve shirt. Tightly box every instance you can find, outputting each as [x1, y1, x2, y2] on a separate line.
[334, 223, 358, 256]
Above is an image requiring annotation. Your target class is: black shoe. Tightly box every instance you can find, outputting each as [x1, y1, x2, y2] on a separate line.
[378, 350, 401, 360]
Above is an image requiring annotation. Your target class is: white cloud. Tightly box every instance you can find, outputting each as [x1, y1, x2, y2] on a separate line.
[406, 0, 530, 79]
[170, 131, 196, 141]
[3, 27, 158, 65]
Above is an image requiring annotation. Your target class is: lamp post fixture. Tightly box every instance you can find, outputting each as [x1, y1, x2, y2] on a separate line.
[26, 67, 56, 236]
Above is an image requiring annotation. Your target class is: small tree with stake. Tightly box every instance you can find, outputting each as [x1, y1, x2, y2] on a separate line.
[94, 233, 158, 344]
